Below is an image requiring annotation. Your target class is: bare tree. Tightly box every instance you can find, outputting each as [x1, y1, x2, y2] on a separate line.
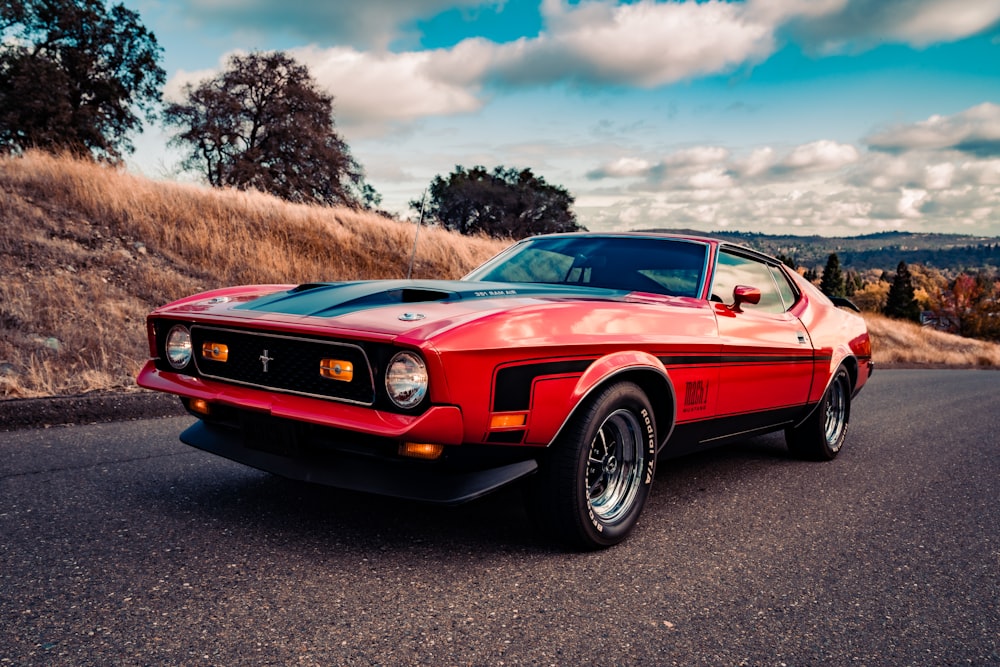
[165, 51, 371, 208]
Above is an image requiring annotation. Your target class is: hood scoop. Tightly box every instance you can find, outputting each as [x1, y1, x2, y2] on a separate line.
[235, 281, 461, 318]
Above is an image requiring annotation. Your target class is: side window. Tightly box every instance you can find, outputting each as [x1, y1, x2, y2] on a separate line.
[711, 251, 786, 314]
[769, 264, 798, 310]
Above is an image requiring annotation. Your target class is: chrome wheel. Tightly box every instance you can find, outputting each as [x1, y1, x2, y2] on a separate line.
[586, 408, 645, 524]
[824, 375, 848, 450]
[786, 365, 852, 461]
[529, 381, 658, 549]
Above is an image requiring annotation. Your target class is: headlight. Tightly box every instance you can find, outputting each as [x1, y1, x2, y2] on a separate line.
[385, 351, 428, 409]
[165, 325, 193, 369]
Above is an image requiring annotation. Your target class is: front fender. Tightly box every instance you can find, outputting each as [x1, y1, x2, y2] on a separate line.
[525, 351, 676, 450]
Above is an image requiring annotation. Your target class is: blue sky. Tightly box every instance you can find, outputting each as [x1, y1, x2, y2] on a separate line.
[122, 0, 1000, 237]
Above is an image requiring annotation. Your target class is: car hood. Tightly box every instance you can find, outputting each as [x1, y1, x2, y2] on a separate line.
[233, 280, 624, 318]
[154, 279, 668, 338]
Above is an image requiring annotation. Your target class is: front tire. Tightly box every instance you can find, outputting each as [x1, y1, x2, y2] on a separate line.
[530, 382, 657, 550]
[786, 366, 851, 461]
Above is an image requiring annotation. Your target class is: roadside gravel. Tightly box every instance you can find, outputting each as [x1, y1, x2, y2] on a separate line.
[0, 390, 186, 431]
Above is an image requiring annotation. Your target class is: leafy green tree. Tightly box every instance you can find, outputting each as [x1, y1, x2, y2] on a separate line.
[413, 165, 584, 239]
[819, 253, 846, 297]
[165, 51, 370, 208]
[0, 0, 164, 160]
[883, 261, 921, 321]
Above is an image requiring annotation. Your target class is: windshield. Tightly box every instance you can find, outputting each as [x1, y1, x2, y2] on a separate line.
[465, 236, 708, 298]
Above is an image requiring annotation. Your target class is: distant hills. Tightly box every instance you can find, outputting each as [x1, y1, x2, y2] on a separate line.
[650, 229, 1000, 273]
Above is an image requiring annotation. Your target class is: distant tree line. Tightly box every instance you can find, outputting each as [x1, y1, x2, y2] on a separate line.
[810, 252, 1000, 342]
[836, 244, 1000, 273]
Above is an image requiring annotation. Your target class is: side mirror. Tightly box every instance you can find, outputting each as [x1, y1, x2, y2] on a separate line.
[731, 285, 761, 313]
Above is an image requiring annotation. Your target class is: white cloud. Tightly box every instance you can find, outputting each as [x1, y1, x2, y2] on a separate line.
[163, 4, 1000, 139]
[486, 0, 776, 87]
[774, 0, 1000, 52]
[867, 102, 1000, 157]
[883, 0, 1000, 46]
[166, 0, 492, 50]
[664, 146, 730, 169]
[687, 168, 734, 190]
[164, 46, 487, 135]
[924, 163, 955, 190]
[777, 140, 859, 173]
[586, 157, 654, 179]
[898, 188, 929, 218]
[291, 46, 484, 131]
[571, 106, 1000, 235]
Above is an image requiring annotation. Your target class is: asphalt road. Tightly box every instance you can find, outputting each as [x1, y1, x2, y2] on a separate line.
[2, 369, 998, 666]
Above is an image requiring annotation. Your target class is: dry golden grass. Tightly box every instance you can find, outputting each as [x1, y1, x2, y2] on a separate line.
[865, 312, 1000, 368]
[0, 151, 505, 397]
[1, 151, 997, 399]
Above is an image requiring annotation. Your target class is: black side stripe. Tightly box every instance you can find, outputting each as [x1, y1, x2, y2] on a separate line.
[493, 352, 828, 412]
[658, 354, 817, 366]
[494, 360, 592, 412]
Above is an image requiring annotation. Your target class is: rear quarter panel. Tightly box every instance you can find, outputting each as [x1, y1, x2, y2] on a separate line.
[788, 273, 872, 399]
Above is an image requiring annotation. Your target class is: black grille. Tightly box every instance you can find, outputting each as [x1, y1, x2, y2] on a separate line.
[190, 326, 375, 405]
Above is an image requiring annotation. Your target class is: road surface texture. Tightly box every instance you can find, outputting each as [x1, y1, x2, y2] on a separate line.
[2, 369, 998, 665]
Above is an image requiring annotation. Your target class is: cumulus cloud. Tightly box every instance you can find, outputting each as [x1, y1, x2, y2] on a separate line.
[576, 106, 1000, 235]
[588, 140, 858, 189]
[586, 157, 654, 179]
[483, 0, 776, 87]
[774, 0, 1000, 52]
[866, 102, 1000, 157]
[166, 0, 491, 50]
[163, 3, 1000, 135]
[290, 46, 484, 129]
[774, 140, 859, 173]
[164, 46, 486, 134]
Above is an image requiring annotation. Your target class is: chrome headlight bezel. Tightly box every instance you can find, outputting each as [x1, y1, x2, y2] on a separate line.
[384, 350, 428, 409]
[165, 324, 193, 370]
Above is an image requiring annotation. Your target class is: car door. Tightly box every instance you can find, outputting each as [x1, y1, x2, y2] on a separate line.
[710, 248, 814, 430]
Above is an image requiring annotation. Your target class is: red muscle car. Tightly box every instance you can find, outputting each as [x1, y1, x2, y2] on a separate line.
[137, 232, 872, 549]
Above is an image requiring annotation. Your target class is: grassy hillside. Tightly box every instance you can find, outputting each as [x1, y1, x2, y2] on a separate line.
[1, 152, 997, 398]
[0, 151, 505, 397]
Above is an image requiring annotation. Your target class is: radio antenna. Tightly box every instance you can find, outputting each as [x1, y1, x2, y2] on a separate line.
[407, 189, 428, 280]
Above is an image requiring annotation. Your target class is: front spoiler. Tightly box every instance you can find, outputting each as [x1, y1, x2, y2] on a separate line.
[180, 421, 538, 505]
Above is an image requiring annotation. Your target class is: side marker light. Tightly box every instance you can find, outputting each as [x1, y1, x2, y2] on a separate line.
[399, 442, 444, 460]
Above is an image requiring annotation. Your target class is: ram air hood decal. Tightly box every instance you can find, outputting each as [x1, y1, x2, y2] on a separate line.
[234, 280, 625, 318]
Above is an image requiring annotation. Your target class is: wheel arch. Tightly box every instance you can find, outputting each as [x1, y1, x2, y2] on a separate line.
[549, 352, 676, 452]
[794, 358, 855, 429]
[840, 354, 860, 394]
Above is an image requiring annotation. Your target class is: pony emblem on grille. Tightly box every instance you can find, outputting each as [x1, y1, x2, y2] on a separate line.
[259, 349, 274, 372]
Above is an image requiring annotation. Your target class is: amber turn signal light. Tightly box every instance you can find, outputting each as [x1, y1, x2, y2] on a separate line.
[490, 413, 527, 429]
[320, 359, 354, 382]
[188, 398, 211, 415]
[201, 342, 229, 362]
[399, 442, 444, 460]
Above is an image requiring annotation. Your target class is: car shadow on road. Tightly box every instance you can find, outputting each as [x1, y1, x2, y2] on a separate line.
[129, 455, 553, 555]
[126, 431, 798, 556]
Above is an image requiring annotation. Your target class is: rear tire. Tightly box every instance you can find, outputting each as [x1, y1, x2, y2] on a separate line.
[786, 366, 851, 461]
[529, 382, 657, 550]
